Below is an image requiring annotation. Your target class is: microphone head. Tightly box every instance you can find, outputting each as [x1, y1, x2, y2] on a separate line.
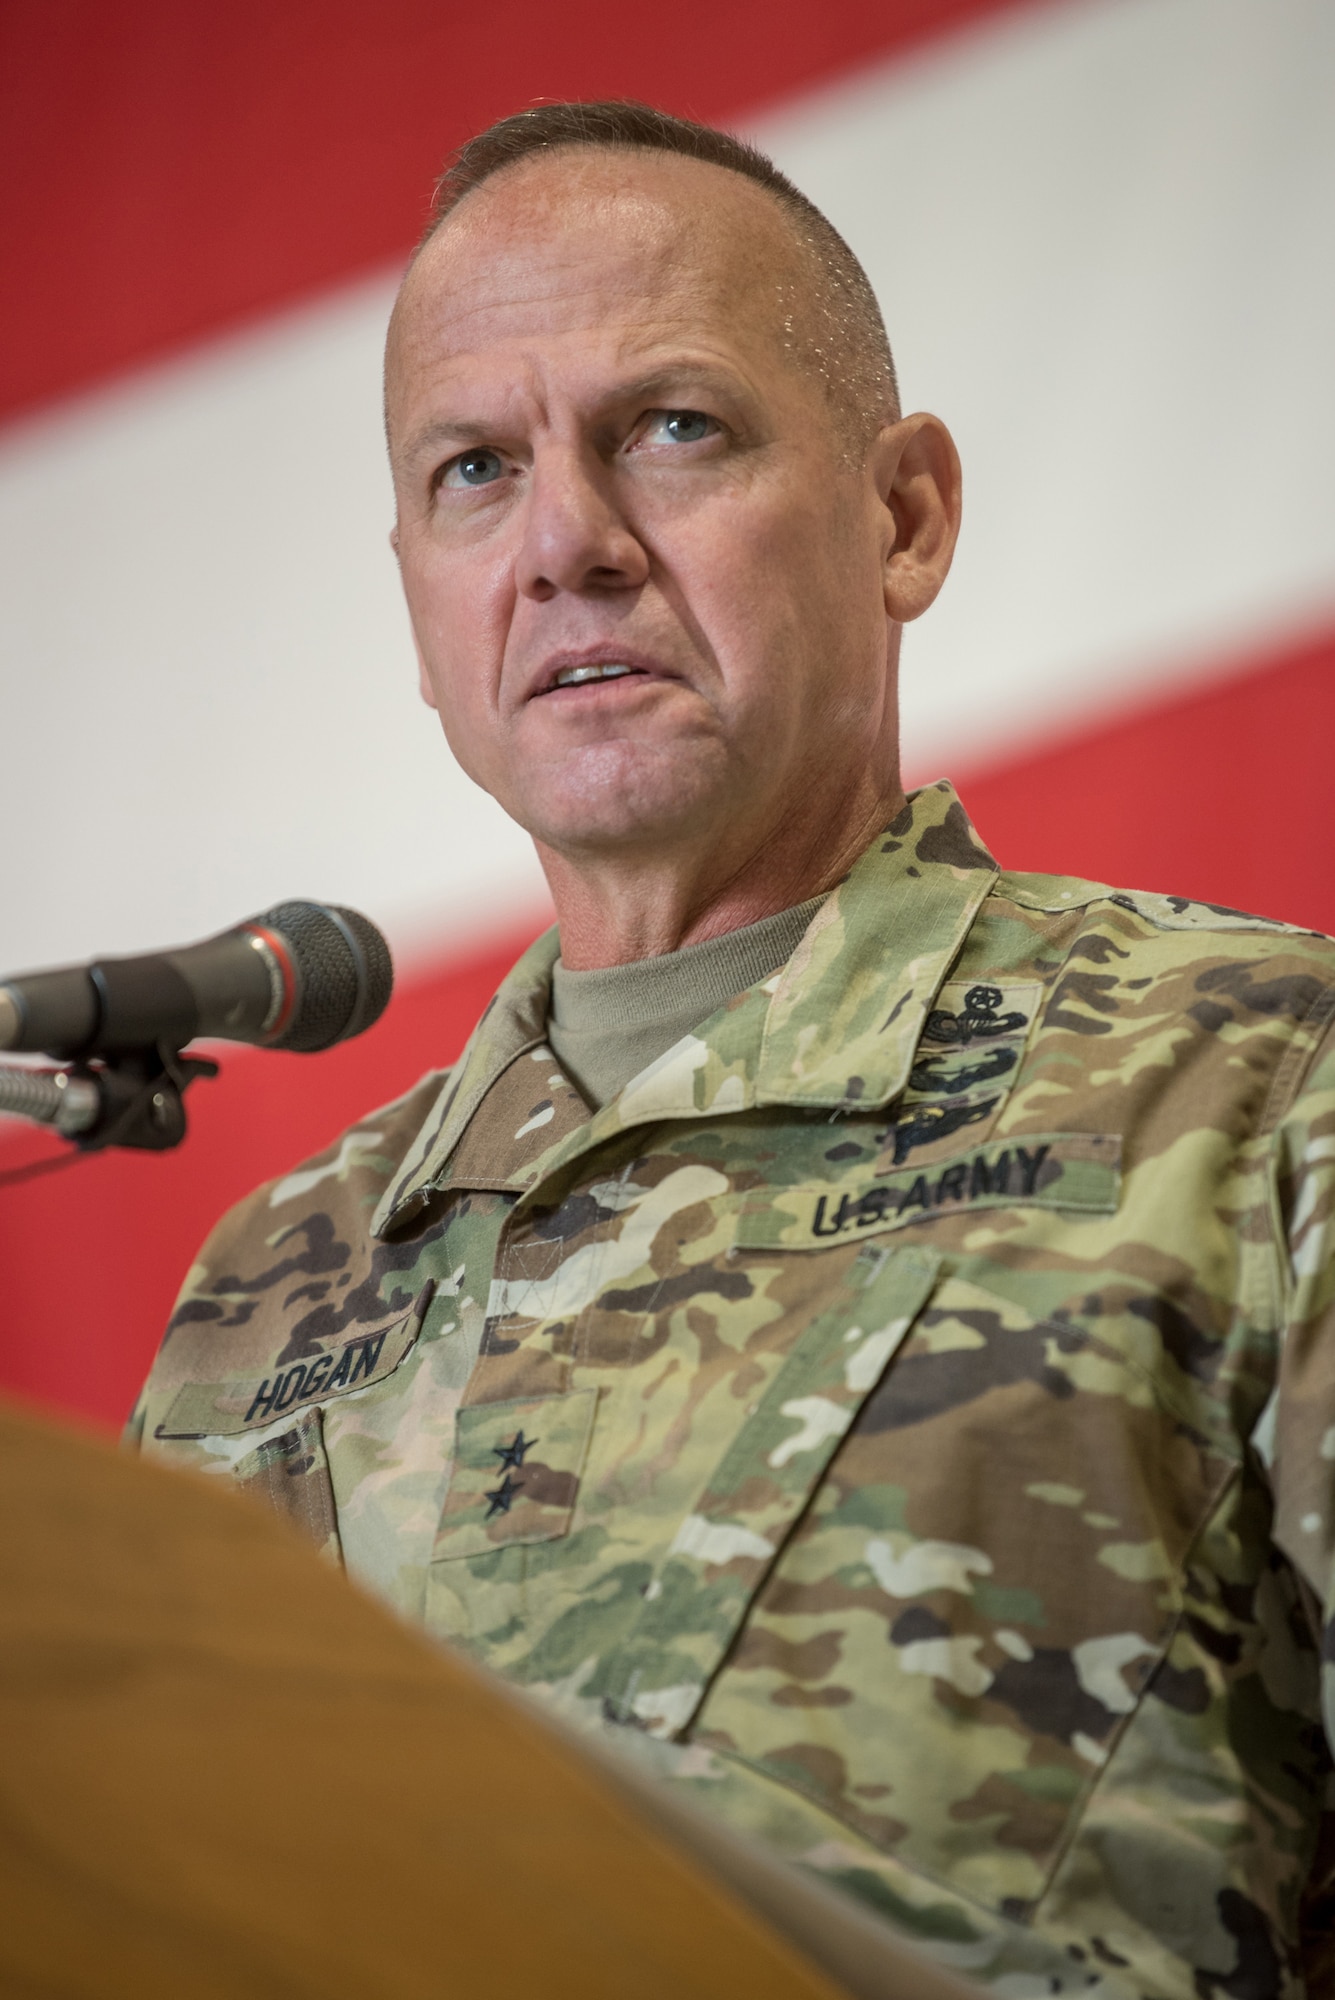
[250, 902, 393, 1053]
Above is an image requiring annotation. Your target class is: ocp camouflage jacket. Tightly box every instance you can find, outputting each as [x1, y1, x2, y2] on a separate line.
[134, 782, 1335, 2000]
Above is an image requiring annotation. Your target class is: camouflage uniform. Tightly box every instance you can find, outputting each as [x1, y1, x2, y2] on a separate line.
[133, 782, 1335, 1999]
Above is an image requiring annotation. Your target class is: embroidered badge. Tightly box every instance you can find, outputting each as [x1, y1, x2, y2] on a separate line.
[877, 980, 1042, 1167]
[922, 983, 1031, 1045]
[734, 1133, 1121, 1251]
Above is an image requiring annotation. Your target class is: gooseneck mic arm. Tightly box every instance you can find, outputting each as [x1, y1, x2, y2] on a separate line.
[0, 1065, 102, 1136]
[0, 902, 393, 1153]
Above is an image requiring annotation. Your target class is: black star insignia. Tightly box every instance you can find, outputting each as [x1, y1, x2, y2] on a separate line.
[484, 1472, 522, 1519]
[492, 1429, 538, 1472]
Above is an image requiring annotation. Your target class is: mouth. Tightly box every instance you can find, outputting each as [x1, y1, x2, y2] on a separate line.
[530, 651, 668, 699]
[551, 662, 642, 689]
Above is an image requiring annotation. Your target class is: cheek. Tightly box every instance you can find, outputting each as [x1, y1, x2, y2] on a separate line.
[664, 487, 855, 667]
[673, 484, 886, 747]
[402, 544, 510, 720]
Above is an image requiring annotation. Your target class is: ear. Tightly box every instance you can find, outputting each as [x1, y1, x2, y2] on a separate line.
[870, 414, 963, 624]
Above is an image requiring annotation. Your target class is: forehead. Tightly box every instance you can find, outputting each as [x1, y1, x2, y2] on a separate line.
[386, 150, 802, 414]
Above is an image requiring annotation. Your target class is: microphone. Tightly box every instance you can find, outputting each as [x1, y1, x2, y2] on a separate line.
[0, 902, 393, 1060]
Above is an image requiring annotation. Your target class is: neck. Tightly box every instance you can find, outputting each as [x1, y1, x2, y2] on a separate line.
[538, 780, 907, 970]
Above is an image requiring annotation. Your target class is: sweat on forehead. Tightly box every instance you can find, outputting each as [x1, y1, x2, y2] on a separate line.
[387, 145, 898, 454]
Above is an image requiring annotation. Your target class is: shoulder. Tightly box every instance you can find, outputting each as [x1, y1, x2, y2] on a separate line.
[990, 867, 1335, 978]
[965, 870, 1335, 1109]
[164, 1067, 450, 1334]
[941, 865, 1335, 1121]
[998, 866, 1329, 940]
[132, 1065, 455, 1457]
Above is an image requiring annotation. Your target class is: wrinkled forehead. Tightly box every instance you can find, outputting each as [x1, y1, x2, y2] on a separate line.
[385, 150, 804, 416]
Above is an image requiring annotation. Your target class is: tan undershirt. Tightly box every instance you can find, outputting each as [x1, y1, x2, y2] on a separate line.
[548, 896, 828, 1110]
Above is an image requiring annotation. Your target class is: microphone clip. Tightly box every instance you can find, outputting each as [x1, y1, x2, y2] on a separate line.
[78, 1043, 221, 1151]
[0, 1043, 219, 1153]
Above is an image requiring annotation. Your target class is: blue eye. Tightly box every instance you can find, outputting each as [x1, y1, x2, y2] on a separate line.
[659, 410, 712, 442]
[445, 448, 506, 488]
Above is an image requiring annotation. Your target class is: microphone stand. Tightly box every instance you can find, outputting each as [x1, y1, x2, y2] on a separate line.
[0, 1044, 219, 1152]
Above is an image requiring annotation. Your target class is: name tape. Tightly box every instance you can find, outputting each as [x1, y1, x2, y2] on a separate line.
[156, 1290, 432, 1440]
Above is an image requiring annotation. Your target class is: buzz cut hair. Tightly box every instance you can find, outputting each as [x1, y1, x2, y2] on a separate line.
[421, 100, 900, 456]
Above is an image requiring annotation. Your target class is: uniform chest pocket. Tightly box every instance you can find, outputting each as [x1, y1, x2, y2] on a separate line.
[684, 1274, 1236, 1919]
[599, 1244, 944, 1737]
[147, 1292, 433, 1562]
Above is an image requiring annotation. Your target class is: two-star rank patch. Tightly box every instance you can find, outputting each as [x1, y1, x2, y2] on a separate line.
[734, 1133, 1121, 1251]
[432, 1389, 599, 1560]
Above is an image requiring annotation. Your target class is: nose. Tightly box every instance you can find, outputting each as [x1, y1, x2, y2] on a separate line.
[515, 447, 649, 601]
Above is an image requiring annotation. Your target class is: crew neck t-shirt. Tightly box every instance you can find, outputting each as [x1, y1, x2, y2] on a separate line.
[547, 897, 828, 1110]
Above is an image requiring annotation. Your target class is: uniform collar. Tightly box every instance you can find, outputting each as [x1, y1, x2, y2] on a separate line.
[372, 781, 997, 1235]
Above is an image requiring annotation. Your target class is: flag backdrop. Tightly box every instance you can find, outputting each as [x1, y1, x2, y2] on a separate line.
[1, 0, 1332, 1427]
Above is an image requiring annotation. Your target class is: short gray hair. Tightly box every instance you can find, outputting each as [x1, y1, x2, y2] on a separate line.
[422, 100, 900, 453]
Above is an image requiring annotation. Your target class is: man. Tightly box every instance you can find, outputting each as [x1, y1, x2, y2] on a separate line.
[133, 103, 1335, 1998]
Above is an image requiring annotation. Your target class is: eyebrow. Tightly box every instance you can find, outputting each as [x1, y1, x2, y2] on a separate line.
[397, 359, 758, 467]
[399, 416, 501, 465]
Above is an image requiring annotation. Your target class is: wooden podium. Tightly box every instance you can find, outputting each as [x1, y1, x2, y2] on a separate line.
[0, 1399, 976, 1999]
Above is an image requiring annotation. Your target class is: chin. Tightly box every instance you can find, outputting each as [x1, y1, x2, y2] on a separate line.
[513, 743, 726, 854]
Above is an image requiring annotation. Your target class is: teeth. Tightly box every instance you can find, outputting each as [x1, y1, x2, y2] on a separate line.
[553, 663, 636, 687]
